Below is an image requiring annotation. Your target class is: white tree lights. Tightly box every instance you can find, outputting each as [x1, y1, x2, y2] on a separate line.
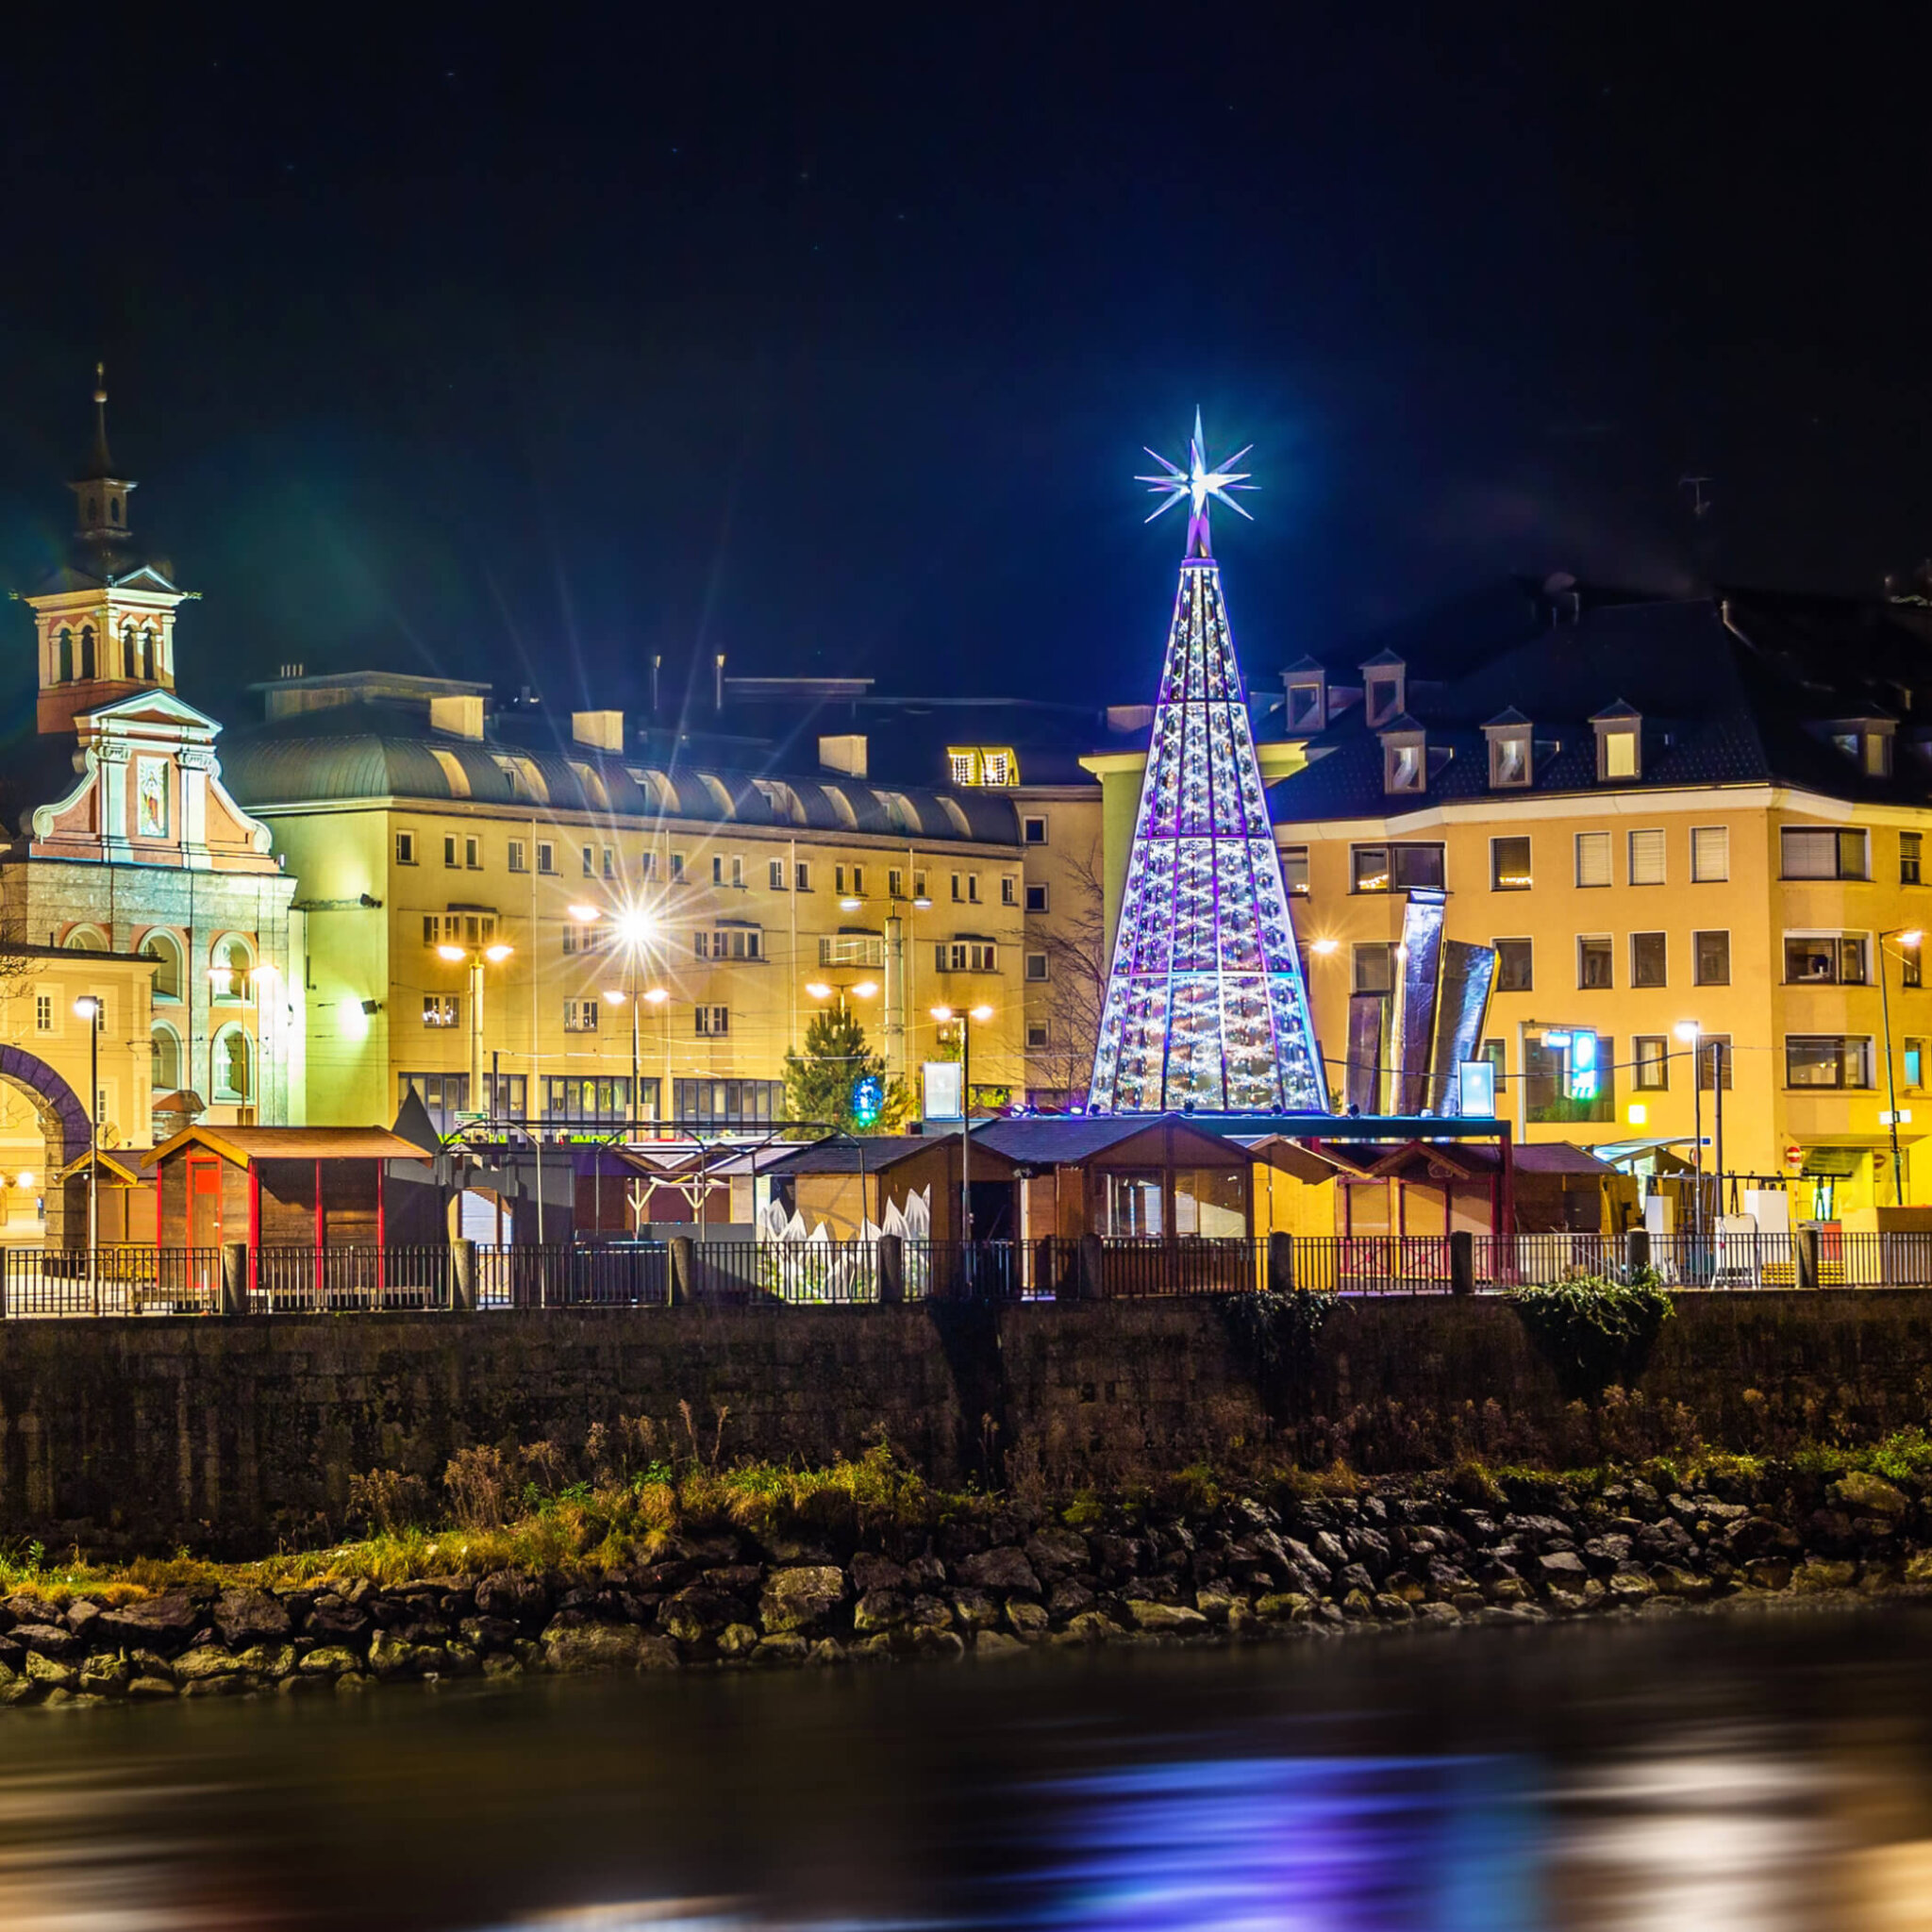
[1087, 415, 1327, 1115]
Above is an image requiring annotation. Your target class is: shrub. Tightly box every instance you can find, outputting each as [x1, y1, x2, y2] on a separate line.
[1506, 1272, 1674, 1400]
[347, 1469, 429, 1535]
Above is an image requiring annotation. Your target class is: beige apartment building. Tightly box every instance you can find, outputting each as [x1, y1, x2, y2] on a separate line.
[223, 672, 1029, 1133]
[1262, 590, 1932, 1216]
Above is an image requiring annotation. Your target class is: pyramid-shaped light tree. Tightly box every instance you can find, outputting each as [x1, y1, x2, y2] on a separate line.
[1087, 412, 1328, 1114]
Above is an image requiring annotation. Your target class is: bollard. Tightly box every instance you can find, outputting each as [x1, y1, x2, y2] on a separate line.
[1077, 1231, 1106, 1301]
[1627, 1227, 1651, 1278]
[452, 1238, 477, 1312]
[668, 1235, 694, 1307]
[1267, 1230, 1294, 1295]
[1449, 1228, 1474, 1297]
[220, 1241, 248, 1317]
[877, 1233, 904, 1306]
[1797, 1225, 1822, 1291]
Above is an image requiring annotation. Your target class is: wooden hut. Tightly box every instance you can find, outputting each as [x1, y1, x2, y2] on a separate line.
[56, 1149, 157, 1246]
[144, 1126, 438, 1250]
[973, 1116, 1257, 1241]
[760, 1135, 1015, 1243]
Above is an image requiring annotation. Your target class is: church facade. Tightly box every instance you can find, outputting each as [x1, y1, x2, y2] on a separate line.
[0, 375, 296, 1196]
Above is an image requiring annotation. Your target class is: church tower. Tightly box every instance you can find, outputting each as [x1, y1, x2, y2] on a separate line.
[28, 367, 189, 735]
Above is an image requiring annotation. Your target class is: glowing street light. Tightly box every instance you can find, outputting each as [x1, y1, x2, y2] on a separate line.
[1310, 938, 1340, 957]
[930, 1003, 995, 1238]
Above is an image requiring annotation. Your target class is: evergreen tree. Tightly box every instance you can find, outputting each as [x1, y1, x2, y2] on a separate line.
[781, 1007, 909, 1137]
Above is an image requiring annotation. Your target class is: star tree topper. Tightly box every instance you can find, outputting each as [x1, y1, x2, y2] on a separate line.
[1136, 407, 1255, 558]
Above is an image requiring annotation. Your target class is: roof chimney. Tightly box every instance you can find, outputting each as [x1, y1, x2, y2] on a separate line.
[428, 693, 486, 741]
[819, 733, 868, 778]
[572, 709, 625, 753]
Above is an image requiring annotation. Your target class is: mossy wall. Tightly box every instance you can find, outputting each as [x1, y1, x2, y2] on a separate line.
[1, 1291, 1930, 1552]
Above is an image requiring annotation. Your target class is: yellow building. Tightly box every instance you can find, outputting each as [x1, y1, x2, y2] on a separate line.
[1266, 591, 1932, 1216]
[222, 672, 1029, 1133]
[0, 946, 157, 1243]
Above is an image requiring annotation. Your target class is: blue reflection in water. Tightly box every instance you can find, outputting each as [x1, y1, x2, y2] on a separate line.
[1021, 1755, 1538, 1931]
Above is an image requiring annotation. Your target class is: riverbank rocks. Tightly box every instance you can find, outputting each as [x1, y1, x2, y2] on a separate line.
[759, 1566, 847, 1634]
[4, 1453, 1932, 1709]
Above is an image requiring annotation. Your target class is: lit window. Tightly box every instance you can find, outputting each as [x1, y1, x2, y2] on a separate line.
[424, 994, 460, 1027]
[1281, 845, 1309, 895]
[1627, 829, 1665, 886]
[1633, 1036, 1670, 1091]
[1574, 832, 1611, 888]
[1491, 838, 1531, 891]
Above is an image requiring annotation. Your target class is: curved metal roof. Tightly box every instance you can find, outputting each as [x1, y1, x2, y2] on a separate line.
[220, 707, 1019, 844]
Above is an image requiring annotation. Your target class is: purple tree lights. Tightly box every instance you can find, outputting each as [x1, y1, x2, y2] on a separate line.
[1088, 414, 1326, 1115]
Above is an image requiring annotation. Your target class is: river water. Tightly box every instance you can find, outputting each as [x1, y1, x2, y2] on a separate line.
[7, 1604, 1932, 1929]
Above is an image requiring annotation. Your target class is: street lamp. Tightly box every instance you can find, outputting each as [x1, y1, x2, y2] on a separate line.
[931, 1003, 994, 1241]
[1878, 927, 1924, 1206]
[438, 940, 514, 1121]
[73, 995, 100, 1302]
[1674, 1019, 1723, 1244]
[586, 905, 659, 1138]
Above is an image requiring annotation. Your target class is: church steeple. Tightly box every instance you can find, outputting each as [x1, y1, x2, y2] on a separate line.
[68, 363, 137, 550]
[26, 368, 187, 735]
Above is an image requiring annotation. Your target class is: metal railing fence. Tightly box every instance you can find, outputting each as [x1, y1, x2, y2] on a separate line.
[3, 1227, 1932, 1316]
[0, 1247, 223, 1317]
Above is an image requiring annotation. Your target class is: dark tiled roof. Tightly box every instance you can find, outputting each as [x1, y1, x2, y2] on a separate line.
[974, 1114, 1255, 1164]
[219, 701, 1021, 843]
[1272, 590, 1932, 822]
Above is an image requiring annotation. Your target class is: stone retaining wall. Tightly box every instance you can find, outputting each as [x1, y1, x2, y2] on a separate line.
[2, 1291, 1931, 1551]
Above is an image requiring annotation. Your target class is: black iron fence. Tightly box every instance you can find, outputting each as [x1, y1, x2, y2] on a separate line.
[7, 1227, 1932, 1316]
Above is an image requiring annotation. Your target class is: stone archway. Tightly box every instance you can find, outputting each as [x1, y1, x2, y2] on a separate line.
[0, 1046, 92, 1246]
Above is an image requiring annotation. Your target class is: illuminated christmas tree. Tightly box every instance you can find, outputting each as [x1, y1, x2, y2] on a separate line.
[1087, 412, 1327, 1114]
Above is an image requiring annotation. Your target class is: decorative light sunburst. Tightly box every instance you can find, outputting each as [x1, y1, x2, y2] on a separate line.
[1136, 408, 1255, 558]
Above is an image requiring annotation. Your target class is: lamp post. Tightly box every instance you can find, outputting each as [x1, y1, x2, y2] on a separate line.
[1674, 1019, 1724, 1245]
[438, 941, 514, 1121]
[930, 1003, 993, 1241]
[1878, 927, 1924, 1207]
[578, 903, 660, 1139]
[72, 995, 100, 1306]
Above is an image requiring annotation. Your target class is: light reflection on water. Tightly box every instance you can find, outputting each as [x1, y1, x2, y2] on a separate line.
[0, 1611, 1929, 1930]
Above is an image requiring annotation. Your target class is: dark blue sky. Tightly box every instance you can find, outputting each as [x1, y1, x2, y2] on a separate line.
[3, 9, 1927, 724]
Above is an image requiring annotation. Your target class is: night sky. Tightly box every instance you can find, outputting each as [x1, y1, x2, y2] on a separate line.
[3, 11, 1927, 725]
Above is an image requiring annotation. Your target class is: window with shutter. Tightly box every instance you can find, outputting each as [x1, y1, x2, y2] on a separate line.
[1574, 832, 1611, 888]
[1691, 825, 1729, 882]
[1628, 829, 1665, 886]
[1782, 826, 1866, 878]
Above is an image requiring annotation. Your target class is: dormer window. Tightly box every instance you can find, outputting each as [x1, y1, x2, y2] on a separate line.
[1360, 651, 1407, 728]
[1827, 717, 1894, 778]
[1482, 708, 1534, 790]
[1591, 701, 1642, 782]
[1381, 721, 1426, 795]
[1282, 658, 1326, 733]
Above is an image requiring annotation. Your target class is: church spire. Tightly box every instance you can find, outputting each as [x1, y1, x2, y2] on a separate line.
[68, 362, 136, 546]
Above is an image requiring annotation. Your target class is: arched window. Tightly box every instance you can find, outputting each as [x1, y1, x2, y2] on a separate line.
[58, 629, 73, 682]
[79, 625, 94, 680]
[210, 934, 255, 1003]
[140, 930, 184, 1001]
[151, 1024, 182, 1092]
[122, 625, 137, 679]
[108, 496, 121, 525]
[141, 628, 155, 681]
[62, 924, 108, 954]
[212, 1026, 252, 1103]
[85, 496, 98, 526]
